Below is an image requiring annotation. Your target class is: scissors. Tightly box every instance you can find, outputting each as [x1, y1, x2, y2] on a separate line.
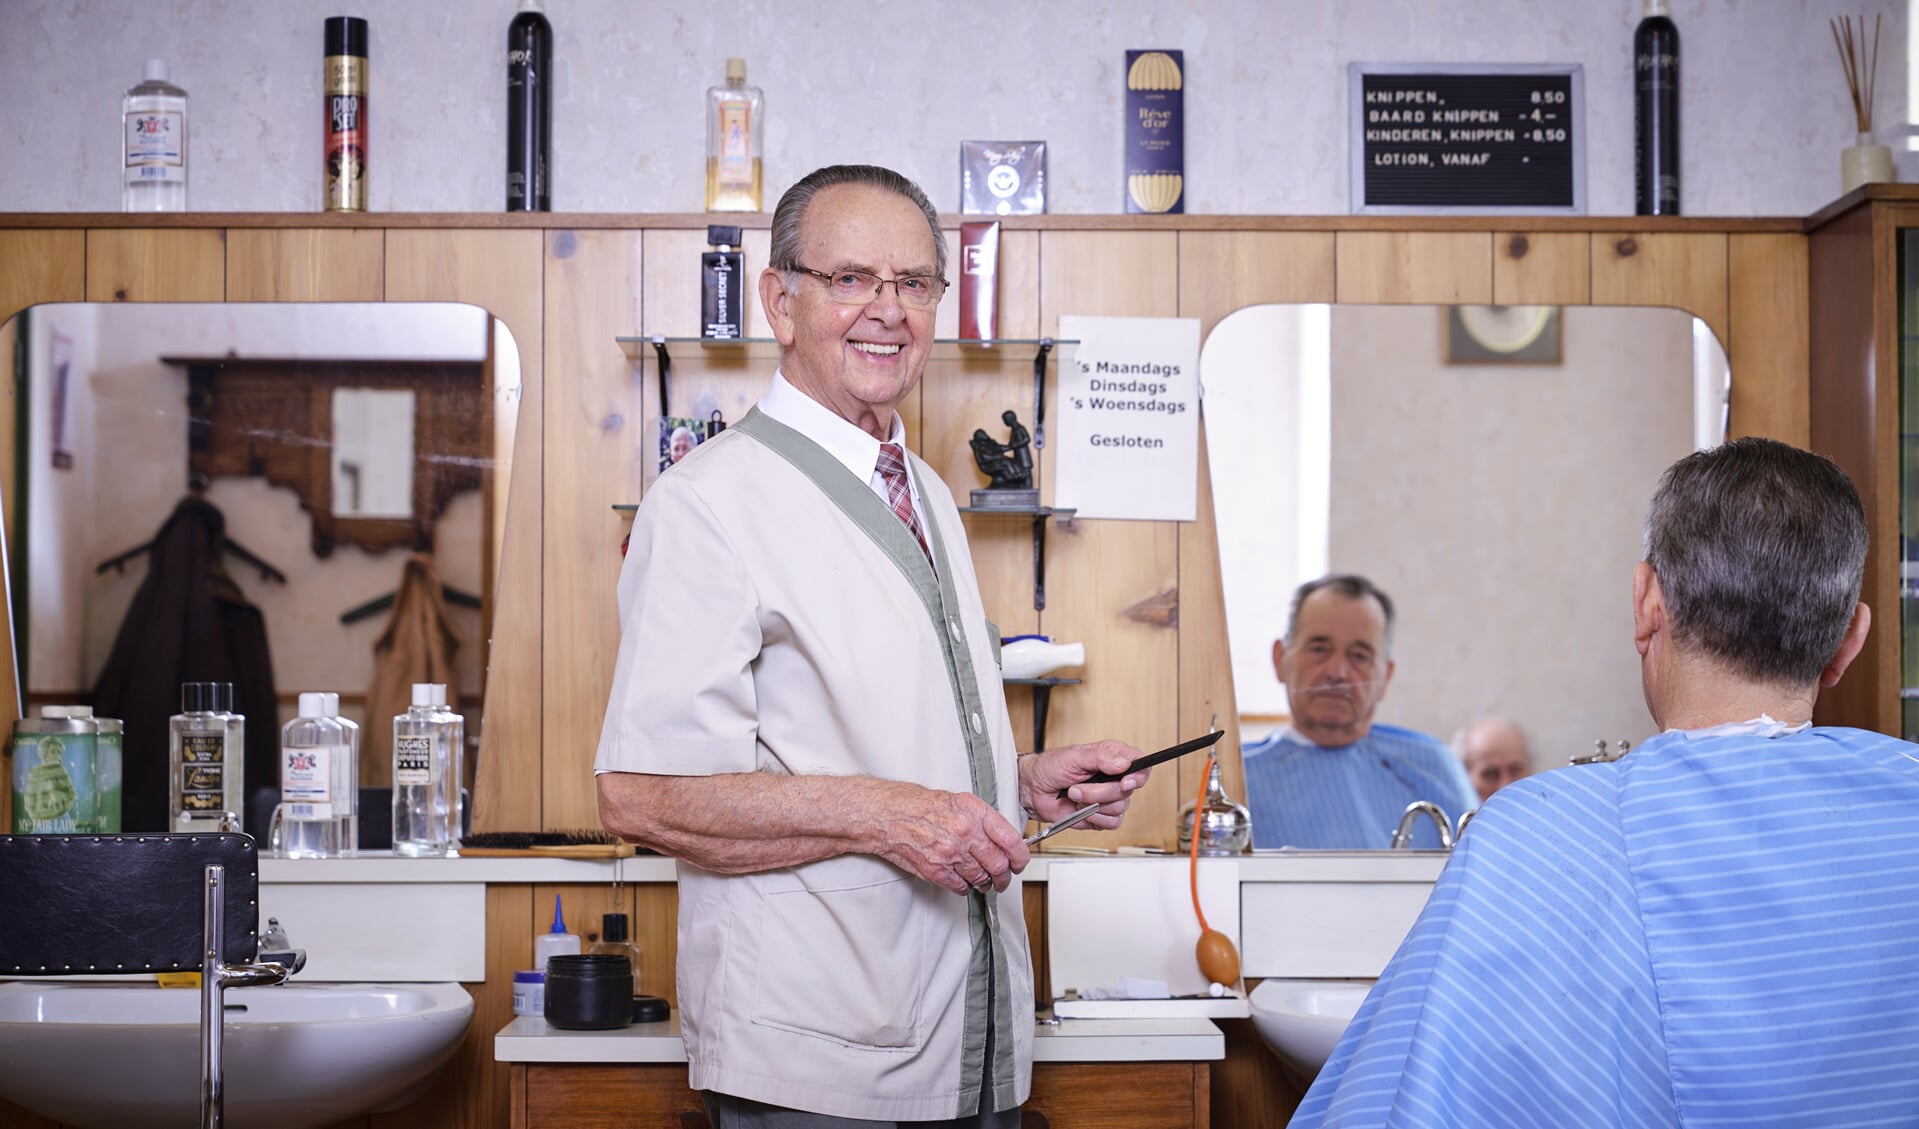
[1023, 730, 1226, 846]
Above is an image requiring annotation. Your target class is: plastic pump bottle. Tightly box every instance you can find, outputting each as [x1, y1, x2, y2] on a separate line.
[534, 894, 582, 973]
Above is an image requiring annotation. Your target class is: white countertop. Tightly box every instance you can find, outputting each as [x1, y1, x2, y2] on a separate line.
[494, 1015, 1224, 1064]
[261, 849, 1446, 885]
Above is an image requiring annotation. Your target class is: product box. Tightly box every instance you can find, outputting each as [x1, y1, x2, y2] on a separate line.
[960, 221, 1001, 341]
[961, 141, 1047, 215]
[701, 225, 744, 340]
[1124, 50, 1184, 214]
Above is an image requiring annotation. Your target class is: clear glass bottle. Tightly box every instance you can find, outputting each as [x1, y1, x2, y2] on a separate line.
[170, 682, 243, 831]
[392, 683, 463, 856]
[280, 692, 357, 858]
[587, 912, 644, 996]
[123, 58, 187, 212]
[704, 57, 763, 212]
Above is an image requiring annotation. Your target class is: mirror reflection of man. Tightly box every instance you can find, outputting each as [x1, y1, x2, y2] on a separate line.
[1241, 574, 1476, 849]
[1451, 716, 1533, 804]
[667, 425, 696, 464]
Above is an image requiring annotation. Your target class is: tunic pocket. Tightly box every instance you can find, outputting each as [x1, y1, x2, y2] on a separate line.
[750, 857, 931, 1051]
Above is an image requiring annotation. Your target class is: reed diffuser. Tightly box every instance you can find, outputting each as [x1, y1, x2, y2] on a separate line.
[1832, 13, 1893, 193]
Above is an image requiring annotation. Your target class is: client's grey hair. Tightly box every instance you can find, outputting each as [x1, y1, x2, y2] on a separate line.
[1284, 573, 1397, 656]
[768, 164, 947, 283]
[1643, 437, 1868, 686]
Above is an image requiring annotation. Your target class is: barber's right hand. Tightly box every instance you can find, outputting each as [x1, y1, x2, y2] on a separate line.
[877, 788, 1031, 896]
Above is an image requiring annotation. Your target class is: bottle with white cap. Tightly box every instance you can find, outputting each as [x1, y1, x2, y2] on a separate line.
[392, 683, 464, 856]
[123, 57, 187, 212]
[281, 692, 355, 858]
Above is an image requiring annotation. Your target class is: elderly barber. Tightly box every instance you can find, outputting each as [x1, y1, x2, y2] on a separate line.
[595, 164, 1148, 1128]
[1293, 437, 1919, 1128]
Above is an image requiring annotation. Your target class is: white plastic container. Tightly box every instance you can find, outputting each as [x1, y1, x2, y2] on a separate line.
[534, 894, 582, 974]
[1000, 637, 1086, 680]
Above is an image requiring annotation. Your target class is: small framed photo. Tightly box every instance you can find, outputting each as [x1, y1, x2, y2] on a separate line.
[1445, 305, 1561, 364]
[659, 416, 708, 473]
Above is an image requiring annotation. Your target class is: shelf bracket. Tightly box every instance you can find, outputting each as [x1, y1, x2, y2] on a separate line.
[650, 335, 672, 419]
[1033, 337, 1054, 449]
[1031, 679, 1055, 754]
[1032, 513, 1049, 612]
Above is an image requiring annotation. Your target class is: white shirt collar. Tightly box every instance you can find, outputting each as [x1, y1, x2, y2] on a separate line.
[758, 369, 906, 483]
[1668, 714, 1812, 740]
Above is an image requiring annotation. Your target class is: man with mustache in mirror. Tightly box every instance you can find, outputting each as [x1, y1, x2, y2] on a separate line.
[1450, 715, 1533, 804]
[593, 164, 1149, 1128]
[1240, 574, 1477, 849]
[1293, 438, 1919, 1128]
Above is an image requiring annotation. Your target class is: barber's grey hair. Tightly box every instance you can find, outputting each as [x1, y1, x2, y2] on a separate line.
[1284, 573, 1396, 655]
[1643, 437, 1867, 686]
[768, 164, 947, 283]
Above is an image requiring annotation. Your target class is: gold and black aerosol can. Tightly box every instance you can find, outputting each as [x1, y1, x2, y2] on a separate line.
[324, 16, 368, 212]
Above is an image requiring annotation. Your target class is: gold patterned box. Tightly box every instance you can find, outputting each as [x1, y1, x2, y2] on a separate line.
[1125, 50, 1184, 214]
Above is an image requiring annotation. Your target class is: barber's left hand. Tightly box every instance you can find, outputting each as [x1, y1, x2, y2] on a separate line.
[1020, 739, 1147, 829]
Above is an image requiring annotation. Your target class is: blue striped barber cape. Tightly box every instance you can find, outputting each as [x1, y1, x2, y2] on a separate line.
[1244, 725, 1478, 850]
[1292, 725, 1919, 1129]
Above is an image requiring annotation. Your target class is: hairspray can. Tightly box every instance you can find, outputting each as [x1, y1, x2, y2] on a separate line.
[325, 16, 369, 212]
[506, 0, 551, 211]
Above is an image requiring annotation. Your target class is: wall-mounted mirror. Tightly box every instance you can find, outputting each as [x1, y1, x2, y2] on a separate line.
[1202, 303, 1728, 851]
[5, 302, 521, 837]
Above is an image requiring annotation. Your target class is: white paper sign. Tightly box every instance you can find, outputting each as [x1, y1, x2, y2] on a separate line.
[1053, 315, 1201, 521]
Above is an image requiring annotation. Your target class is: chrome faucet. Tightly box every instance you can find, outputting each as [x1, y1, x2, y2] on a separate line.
[1454, 807, 1479, 840]
[1391, 801, 1456, 850]
[257, 917, 307, 977]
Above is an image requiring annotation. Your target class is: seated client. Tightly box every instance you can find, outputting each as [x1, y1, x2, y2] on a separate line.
[1293, 438, 1919, 1128]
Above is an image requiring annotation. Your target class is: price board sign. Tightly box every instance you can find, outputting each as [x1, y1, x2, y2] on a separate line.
[1349, 63, 1585, 214]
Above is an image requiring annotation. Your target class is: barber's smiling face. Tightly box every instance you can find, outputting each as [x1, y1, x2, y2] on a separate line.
[763, 183, 940, 440]
[1274, 589, 1396, 747]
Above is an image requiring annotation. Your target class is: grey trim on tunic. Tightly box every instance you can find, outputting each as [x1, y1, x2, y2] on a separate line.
[731, 407, 1018, 1114]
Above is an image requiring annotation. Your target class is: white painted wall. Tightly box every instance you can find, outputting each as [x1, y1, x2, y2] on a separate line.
[0, 0, 1905, 217]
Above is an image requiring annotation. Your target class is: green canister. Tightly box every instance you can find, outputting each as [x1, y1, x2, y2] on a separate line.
[11, 708, 98, 834]
[64, 706, 122, 833]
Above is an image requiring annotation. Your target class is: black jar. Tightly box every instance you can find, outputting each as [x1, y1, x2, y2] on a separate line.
[544, 954, 632, 1030]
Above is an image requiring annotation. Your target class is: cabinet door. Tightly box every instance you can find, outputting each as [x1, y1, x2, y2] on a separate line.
[1025, 1062, 1207, 1129]
[523, 1064, 705, 1128]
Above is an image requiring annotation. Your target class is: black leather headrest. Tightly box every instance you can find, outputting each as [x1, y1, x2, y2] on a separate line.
[0, 833, 260, 974]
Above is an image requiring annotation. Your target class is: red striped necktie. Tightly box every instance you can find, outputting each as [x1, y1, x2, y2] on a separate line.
[876, 442, 932, 567]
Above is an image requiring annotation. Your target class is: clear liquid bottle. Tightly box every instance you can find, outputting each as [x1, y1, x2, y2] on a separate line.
[704, 57, 763, 212]
[123, 58, 187, 212]
[170, 682, 243, 831]
[280, 693, 357, 858]
[392, 683, 463, 856]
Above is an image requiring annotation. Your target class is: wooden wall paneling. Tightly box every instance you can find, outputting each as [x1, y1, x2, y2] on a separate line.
[226, 228, 384, 302]
[0, 228, 85, 324]
[1022, 879, 1048, 1008]
[1726, 233, 1811, 446]
[1174, 232, 1337, 808]
[541, 230, 644, 829]
[84, 228, 225, 301]
[510, 1065, 528, 1129]
[1176, 232, 1336, 337]
[1334, 232, 1492, 305]
[1211, 1014, 1305, 1129]
[637, 229, 769, 496]
[1808, 206, 1891, 733]
[385, 228, 546, 833]
[1491, 232, 1590, 306]
[632, 881, 680, 1005]
[1589, 232, 1730, 350]
[525, 1064, 705, 1125]
[1037, 231, 1181, 849]
[921, 231, 1044, 750]
[369, 883, 532, 1129]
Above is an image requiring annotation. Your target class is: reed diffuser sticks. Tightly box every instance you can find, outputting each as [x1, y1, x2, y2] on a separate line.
[1830, 13, 1883, 134]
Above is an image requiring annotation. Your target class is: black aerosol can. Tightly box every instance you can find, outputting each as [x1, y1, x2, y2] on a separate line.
[507, 0, 551, 211]
[1634, 0, 1679, 215]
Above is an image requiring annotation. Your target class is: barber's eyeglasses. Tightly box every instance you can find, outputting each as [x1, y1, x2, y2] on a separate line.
[791, 265, 948, 310]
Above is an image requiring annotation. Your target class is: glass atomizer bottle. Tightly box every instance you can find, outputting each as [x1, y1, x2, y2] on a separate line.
[705, 57, 763, 212]
[123, 58, 187, 212]
[170, 681, 244, 831]
[392, 683, 463, 856]
[280, 692, 357, 858]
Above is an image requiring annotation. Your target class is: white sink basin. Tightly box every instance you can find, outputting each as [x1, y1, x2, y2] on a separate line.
[0, 980, 472, 1129]
[1249, 978, 1373, 1074]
